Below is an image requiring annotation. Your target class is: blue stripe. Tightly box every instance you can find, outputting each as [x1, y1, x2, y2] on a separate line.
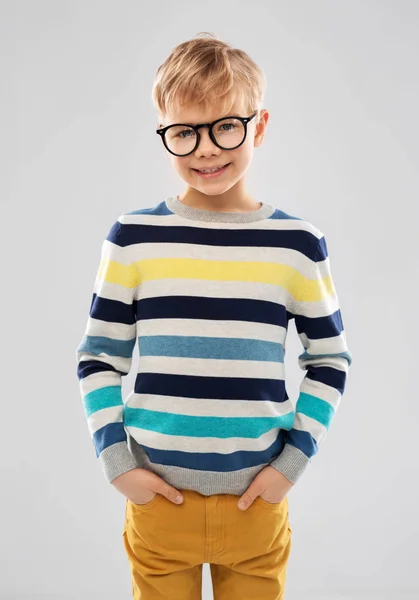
[104, 219, 122, 244]
[138, 335, 284, 362]
[137, 431, 287, 472]
[77, 334, 136, 359]
[128, 200, 173, 216]
[269, 208, 302, 221]
[93, 422, 128, 457]
[299, 349, 352, 366]
[285, 428, 318, 459]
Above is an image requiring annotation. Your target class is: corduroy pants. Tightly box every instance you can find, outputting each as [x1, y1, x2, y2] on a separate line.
[122, 488, 292, 599]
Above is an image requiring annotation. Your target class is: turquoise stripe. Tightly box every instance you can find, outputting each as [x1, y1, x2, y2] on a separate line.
[138, 335, 284, 362]
[295, 391, 335, 428]
[124, 406, 294, 437]
[84, 385, 123, 417]
[77, 334, 136, 359]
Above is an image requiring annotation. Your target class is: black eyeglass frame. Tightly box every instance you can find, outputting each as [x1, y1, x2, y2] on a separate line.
[156, 110, 259, 157]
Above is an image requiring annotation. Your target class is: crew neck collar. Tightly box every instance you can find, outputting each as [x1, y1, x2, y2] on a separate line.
[165, 195, 275, 223]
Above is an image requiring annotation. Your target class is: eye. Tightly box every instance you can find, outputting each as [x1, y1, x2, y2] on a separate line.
[177, 129, 195, 139]
[215, 120, 240, 134]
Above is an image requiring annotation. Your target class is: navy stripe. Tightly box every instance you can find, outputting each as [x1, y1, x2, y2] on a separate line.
[134, 372, 289, 403]
[77, 358, 127, 380]
[306, 365, 347, 395]
[137, 295, 288, 327]
[294, 309, 344, 339]
[118, 222, 321, 261]
[105, 220, 122, 245]
[90, 293, 136, 325]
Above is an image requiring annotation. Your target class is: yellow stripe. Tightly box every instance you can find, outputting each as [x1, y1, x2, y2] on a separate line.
[129, 257, 335, 303]
[97, 258, 138, 288]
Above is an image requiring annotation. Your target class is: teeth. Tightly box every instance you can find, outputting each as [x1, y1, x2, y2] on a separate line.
[199, 166, 224, 173]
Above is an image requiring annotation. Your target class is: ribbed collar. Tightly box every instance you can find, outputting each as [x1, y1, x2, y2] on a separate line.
[165, 195, 275, 223]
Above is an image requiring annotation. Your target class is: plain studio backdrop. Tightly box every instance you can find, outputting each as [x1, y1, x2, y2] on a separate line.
[1, 1, 418, 599]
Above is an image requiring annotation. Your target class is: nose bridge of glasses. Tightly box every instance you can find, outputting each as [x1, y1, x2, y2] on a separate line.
[194, 123, 219, 149]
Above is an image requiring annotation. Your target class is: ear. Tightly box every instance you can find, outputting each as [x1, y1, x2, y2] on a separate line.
[254, 109, 269, 147]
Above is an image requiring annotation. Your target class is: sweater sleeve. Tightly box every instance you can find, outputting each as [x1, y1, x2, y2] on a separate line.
[269, 233, 353, 484]
[76, 218, 139, 484]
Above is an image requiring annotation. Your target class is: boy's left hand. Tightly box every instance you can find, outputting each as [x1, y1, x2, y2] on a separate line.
[237, 466, 294, 510]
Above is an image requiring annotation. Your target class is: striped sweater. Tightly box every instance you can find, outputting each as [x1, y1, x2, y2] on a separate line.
[76, 195, 352, 496]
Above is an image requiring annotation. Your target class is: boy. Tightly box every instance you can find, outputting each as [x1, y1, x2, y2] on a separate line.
[76, 33, 352, 600]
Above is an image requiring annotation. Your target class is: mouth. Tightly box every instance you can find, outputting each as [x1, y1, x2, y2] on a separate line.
[192, 162, 232, 178]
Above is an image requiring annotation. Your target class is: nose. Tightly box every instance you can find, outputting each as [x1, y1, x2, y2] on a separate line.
[194, 127, 221, 158]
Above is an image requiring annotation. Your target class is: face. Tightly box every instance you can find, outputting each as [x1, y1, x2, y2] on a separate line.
[157, 97, 269, 205]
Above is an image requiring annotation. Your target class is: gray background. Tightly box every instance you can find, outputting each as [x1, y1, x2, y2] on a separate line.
[2, 0, 418, 598]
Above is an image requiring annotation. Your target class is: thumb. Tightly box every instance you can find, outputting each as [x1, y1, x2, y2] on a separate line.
[155, 480, 184, 505]
[238, 483, 262, 511]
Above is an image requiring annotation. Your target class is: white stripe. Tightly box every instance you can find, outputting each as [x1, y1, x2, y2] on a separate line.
[126, 423, 290, 454]
[297, 354, 349, 372]
[84, 317, 136, 340]
[77, 353, 132, 386]
[126, 392, 295, 418]
[291, 413, 326, 443]
[299, 378, 342, 410]
[138, 318, 286, 344]
[296, 331, 349, 355]
[87, 405, 124, 435]
[136, 355, 286, 379]
[137, 277, 290, 306]
[78, 369, 125, 396]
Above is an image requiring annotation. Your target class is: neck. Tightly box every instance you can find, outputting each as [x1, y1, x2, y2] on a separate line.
[165, 195, 275, 223]
[178, 184, 261, 213]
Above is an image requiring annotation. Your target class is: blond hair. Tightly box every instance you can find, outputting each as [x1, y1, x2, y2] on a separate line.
[152, 32, 266, 123]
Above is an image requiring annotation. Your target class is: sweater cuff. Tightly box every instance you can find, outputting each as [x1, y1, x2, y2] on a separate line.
[98, 441, 139, 484]
[269, 442, 310, 484]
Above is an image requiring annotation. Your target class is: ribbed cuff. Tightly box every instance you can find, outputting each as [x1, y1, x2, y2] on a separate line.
[99, 441, 139, 484]
[269, 443, 310, 484]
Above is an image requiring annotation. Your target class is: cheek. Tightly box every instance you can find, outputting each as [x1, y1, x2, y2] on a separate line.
[176, 158, 193, 172]
[230, 143, 253, 167]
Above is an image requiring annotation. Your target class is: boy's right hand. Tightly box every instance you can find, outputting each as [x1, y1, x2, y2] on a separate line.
[112, 468, 184, 505]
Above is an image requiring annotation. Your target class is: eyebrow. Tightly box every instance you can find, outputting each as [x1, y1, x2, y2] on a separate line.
[174, 114, 237, 126]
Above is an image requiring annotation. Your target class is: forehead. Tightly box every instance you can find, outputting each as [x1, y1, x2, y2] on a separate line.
[162, 97, 248, 126]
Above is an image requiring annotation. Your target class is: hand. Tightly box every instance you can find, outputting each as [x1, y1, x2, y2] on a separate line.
[112, 468, 184, 505]
[237, 466, 294, 510]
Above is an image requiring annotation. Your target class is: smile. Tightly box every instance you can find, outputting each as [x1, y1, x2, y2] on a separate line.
[192, 163, 231, 178]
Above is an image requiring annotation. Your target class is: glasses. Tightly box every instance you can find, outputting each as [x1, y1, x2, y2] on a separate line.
[156, 111, 258, 157]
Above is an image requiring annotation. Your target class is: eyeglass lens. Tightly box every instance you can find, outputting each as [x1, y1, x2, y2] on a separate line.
[164, 118, 246, 155]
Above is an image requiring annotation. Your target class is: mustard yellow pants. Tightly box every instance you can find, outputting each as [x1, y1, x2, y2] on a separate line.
[122, 488, 292, 599]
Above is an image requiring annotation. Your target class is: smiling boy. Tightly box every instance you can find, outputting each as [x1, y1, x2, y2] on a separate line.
[76, 32, 352, 600]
